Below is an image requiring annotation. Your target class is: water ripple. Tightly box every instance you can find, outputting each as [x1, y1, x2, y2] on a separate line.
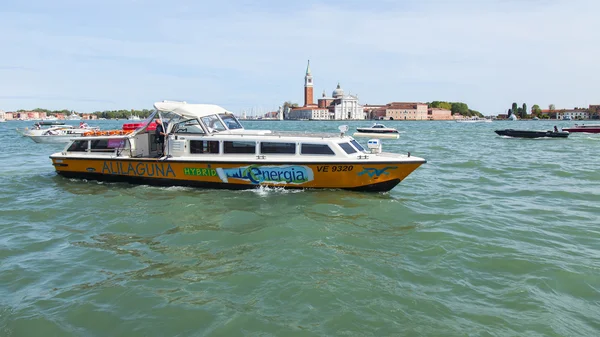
[1, 120, 599, 336]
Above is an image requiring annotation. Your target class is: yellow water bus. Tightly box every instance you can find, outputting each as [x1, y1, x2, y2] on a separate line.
[50, 101, 426, 192]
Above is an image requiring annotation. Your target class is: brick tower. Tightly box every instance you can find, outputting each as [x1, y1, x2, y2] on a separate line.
[304, 60, 314, 107]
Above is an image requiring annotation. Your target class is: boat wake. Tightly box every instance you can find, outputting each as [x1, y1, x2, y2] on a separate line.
[249, 185, 305, 196]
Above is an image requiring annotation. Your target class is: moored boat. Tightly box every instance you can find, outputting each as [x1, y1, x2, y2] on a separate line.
[562, 124, 600, 133]
[495, 128, 569, 139]
[50, 101, 426, 192]
[353, 123, 400, 139]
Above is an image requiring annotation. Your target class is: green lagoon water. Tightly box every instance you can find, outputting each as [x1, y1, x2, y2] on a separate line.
[1, 119, 599, 336]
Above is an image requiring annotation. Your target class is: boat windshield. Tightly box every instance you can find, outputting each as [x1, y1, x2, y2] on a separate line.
[219, 113, 243, 130]
[201, 115, 227, 133]
[373, 124, 385, 128]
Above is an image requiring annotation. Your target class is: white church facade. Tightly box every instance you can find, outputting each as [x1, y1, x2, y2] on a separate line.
[288, 61, 365, 120]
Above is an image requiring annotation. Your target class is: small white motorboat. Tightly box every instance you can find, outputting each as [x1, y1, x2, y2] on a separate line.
[353, 123, 399, 139]
[24, 123, 99, 143]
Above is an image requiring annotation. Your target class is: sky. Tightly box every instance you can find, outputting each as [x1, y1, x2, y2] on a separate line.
[1, 0, 599, 116]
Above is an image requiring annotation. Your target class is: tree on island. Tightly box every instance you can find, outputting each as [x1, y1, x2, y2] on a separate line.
[429, 101, 452, 110]
[548, 104, 556, 118]
[517, 107, 524, 118]
[521, 103, 527, 119]
[532, 104, 542, 116]
[512, 102, 518, 115]
[282, 101, 299, 111]
[427, 101, 483, 117]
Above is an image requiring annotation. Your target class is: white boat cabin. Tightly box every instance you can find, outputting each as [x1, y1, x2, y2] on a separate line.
[61, 101, 386, 162]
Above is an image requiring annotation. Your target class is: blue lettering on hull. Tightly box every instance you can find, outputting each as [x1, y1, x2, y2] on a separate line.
[220, 165, 314, 185]
[101, 161, 176, 178]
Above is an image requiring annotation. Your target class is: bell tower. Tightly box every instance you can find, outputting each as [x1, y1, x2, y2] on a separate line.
[304, 60, 314, 107]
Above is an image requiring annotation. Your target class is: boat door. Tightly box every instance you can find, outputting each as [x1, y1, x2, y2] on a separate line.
[168, 135, 186, 156]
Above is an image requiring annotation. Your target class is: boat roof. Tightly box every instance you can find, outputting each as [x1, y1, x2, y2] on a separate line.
[154, 101, 234, 119]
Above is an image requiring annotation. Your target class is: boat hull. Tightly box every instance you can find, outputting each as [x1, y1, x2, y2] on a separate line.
[50, 157, 425, 192]
[562, 127, 600, 133]
[495, 129, 569, 138]
[29, 135, 82, 143]
[353, 132, 399, 139]
[355, 128, 398, 134]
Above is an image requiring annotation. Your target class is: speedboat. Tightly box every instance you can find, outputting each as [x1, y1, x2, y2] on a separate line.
[17, 121, 67, 136]
[49, 101, 426, 192]
[67, 113, 82, 120]
[495, 129, 569, 139]
[354, 123, 399, 139]
[23, 122, 100, 143]
[562, 124, 600, 133]
[26, 126, 98, 143]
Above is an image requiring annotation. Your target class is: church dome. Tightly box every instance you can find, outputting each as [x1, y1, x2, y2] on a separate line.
[332, 83, 344, 98]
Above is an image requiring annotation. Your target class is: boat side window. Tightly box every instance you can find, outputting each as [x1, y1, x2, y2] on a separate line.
[67, 140, 88, 152]
[339, 142, 357, 154]
[201, 115, 226, 132]
[219, 114, 242, 130]
[350, 139, 366, 152]
[190, 140, 220, 154]
[90, 138, 125, 152]
[224, 141, 256, 154]
[260, 142, 296, 154]
[173, 119, 205, 134]
[300, 143, 335, 155]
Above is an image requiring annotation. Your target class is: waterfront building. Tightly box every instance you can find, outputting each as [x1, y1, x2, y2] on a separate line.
[288, 61, 365, 120]
[540, 108, 590, 120]
[326, 84, 364, 120]
[428, 108, 452, 120]
[1, 111, 15, 120]
[363, 105, 387, 120]
[385, 102, 428, 120]
[588, 105, 600, 114]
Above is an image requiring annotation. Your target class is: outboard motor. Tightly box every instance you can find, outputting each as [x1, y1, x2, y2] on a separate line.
[367, 139, 382, 154]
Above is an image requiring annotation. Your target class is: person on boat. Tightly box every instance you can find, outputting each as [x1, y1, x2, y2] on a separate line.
[155, 118, 168, 154]
[79, 121, 89, 128]
[554, 126, 558, 132]
[34, 124, 41, 130]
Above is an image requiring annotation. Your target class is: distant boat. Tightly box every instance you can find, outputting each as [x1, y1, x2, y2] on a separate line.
[562, 124, 600, 133]
[38, 121, 66, 126]
[67, 113, 82, 120]
[532, 117, 540, 120]
[507, 114, 518, 121]
[23, 123, 100, 143]
[495, 128, 569, 138]
[128, 115, 142, 121]
[354, 123, 400, 139]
